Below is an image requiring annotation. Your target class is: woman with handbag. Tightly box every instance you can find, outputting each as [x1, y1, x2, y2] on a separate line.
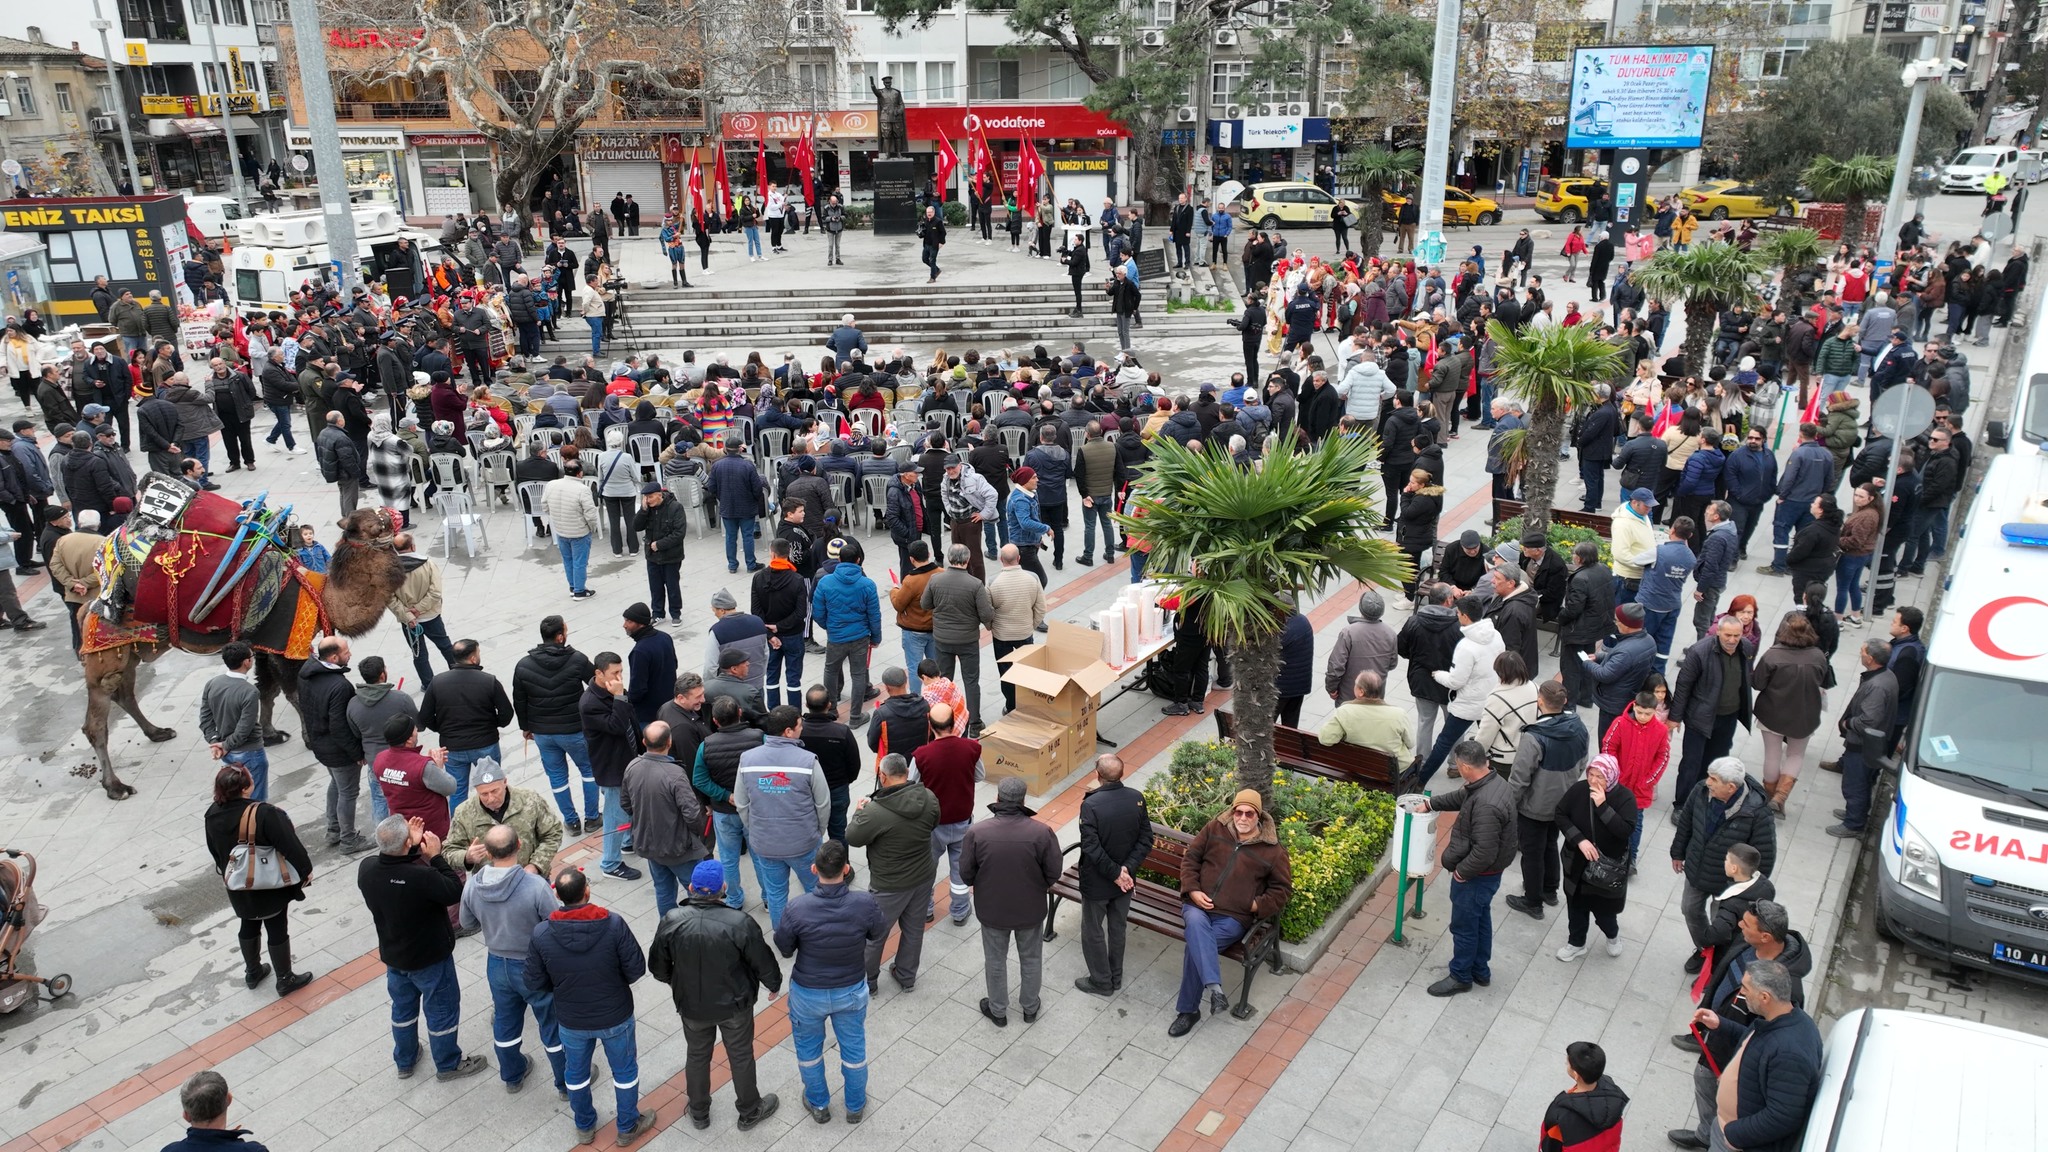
[1553, 753, 1639, 963]
[203, 763, 315, 996]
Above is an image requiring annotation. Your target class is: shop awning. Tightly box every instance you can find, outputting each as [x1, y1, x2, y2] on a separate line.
[170, 117, 225, 137]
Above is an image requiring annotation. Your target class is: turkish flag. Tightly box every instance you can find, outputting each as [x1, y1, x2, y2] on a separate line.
[713, 143, 731, 217]
[1015, 137, 1044, 218]
[968, 115, 995, 198]
[756, 135, 770, 202]
[688, 147, 706, 224]
[933, 134, 959, 203]
[793, 115, 818, 205]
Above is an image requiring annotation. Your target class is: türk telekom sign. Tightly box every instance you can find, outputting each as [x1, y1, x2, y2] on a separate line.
[720, 105, 1128, 142]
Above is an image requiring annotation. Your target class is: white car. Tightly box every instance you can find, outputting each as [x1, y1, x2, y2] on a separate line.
[1939, 145, 2042, 191]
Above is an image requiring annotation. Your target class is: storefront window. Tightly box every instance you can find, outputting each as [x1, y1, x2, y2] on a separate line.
[343, 151, 406, 209]
[415, 145, 498, 216]
[156, 142, 200, 191]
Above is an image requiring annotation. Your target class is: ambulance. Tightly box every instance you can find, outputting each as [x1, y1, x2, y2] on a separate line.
[221, 205, 440, 317]
[1875, 298, 2048, 984]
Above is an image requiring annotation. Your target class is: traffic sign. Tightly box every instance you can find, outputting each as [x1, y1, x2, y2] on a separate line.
[0, 159, 20, 178]
[290, 154, 309, 172]
[1871, 380, 1936, 439]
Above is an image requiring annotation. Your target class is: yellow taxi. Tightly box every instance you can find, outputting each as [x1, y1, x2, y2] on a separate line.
[1231, 181, 1366, 230]
[1533, 176, 1607, 223]
[1678, 180, 1800, 220]
[1381, 186, 1503, 226]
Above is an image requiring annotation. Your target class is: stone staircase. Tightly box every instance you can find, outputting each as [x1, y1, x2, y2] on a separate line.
[547, 281, 1228, 354]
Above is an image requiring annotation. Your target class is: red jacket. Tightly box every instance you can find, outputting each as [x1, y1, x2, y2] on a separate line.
[1602, 711, 1671, 798]
[1540, 1078, 1628, 1151]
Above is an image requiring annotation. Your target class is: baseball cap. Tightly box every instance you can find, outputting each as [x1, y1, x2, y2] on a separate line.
[640, 480, 663, 495]
[1628, 487, 1658, 507]
[689, 860, 726, 891]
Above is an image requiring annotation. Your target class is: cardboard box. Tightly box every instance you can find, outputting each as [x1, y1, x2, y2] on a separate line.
[980, 712, 1092, 796]
[999, 621, 1124, 728]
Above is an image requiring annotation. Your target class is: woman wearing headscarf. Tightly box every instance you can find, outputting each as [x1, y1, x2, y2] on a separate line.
[366, 412, 415, 527]
[595, 393, 631, 437]
[1553, 753, 1639, 963]
[595, 425, 642, 555]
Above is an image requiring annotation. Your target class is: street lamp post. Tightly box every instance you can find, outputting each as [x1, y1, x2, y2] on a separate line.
[1415, 0, 1460, 267]
[89, 3, 143, 193]
[284, 0, 359, 292]
[194, 0, 250, 210]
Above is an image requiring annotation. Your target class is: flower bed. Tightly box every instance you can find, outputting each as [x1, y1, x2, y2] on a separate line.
[1142, 740, 1396, 943]
[1490, 515, 1612, 567]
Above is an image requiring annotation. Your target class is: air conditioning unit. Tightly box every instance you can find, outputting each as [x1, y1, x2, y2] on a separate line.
[0, 99, 12, 118]
[1224, 103, 1245, 119]
[1175, 105, 1198, 122]
[1283, 102, 1306, 115]
[90, 115, 117, 132]
[1215, 28, 1238, 45]
[1141, 29, 1166, 46]
[1258, 102, 1279, 115]
[1336, 29, 1355, 43]
[1324, 101, 1347, 118]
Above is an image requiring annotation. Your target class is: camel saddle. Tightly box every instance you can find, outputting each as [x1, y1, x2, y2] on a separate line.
[91, 476, 328, 658]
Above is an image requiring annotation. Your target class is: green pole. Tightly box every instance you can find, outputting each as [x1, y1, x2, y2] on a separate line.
[1392, 797, 1413, 945]
[1770, 382, 1794, 452]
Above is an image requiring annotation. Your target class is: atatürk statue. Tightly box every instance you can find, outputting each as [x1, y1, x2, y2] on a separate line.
[871, 75, 908, 157]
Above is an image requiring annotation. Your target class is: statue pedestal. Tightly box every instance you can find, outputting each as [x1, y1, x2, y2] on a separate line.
[871, 158, 921, 236]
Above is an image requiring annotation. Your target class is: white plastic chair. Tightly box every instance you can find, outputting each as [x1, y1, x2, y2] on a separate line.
[848, 409, 882, 440]
[629, 433, 663, 481]
[516, 481, 550, 549]
[666, 474, 709, 537]
[478, 451, 515, 505]
[999, 426, 1027, 460]
[862, 474, 892, 533]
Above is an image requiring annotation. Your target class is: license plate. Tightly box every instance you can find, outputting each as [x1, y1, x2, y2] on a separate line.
[1991, 941, 2048, 972]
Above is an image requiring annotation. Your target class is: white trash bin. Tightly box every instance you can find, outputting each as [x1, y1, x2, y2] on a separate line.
[1390, 794, 1439, 877]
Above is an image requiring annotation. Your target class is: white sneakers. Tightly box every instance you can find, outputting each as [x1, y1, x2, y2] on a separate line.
[1556, 936, 1625, 962]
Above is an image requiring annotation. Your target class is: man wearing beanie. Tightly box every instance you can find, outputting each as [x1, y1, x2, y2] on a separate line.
[623, 602, 678, 726]
[1167, 789, 1292, 1037]
[1324, 588, 1399, 702]
[704, 587, 770, 700]
[457, 824, 567, 1096]
[1582, 602, 1657, 738]
[959, 776, 1062, 1027]
[647, 859, 784, 1133]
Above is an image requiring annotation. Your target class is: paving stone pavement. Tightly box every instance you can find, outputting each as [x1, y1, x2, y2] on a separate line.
[0, 187, 2035, 1152]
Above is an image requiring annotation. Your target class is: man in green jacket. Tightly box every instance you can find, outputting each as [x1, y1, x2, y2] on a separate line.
[444, 760, 566, 878]
[844, 752, 940, 992]
[1316, 670, 1415, 763]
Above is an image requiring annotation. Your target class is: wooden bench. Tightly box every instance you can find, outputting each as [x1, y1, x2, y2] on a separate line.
[1043, 823, 1280, 1020]
[1492, 498, 1614, 540]
[1213, 710, 1400, 793]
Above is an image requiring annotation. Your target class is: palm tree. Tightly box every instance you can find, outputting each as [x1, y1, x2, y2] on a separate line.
[1802, 154, 1893, 250]
[1340, 146, 1420, 260]
[1629, 242, 1767, 377]
[1118, 435, 1410, 802]
[1486, 321, 1626, 534]
[1760, 226, 1825, 276]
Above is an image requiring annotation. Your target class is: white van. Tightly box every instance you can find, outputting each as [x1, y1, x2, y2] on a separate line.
[1874, 292, 2048, 984]
[183, 194, 244, 242]
[1940, 145, 2040, 191]
[1800, 1008, 2048, 1150]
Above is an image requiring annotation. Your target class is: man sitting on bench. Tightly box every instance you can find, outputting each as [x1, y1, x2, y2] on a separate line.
[1169, 791, 1293, 1038]
[1317, 670, 1415, 764]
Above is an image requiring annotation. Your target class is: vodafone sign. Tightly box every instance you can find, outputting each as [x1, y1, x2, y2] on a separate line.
[721, 105, 1129, 142]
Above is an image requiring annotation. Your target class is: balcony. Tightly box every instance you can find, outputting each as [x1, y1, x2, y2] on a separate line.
[613, 94, 708, 126]
[335, 99, 451, 120]
[123, 18, 189, 41]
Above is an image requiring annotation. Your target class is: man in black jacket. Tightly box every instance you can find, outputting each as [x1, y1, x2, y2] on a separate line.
[300, 637, 364, 813]
[800, 685, 862, 842]
[419, 638, 516, 807]
[751, 538, 810, 708]
[1413, 739, 1518, 996]
[647, 859, 783, 1132]
[1573, 386, 1619, 512]
[633, 482, 688, 624]
[137, 387, 184, 478]
[579, 652, 643, 882]
[1378, 391, 1422, 521]
[358, 812, 487, 1081]
[513, 615, 600, 835]
[1073, 754, 1153, 996]
[1670, 899, 1812, 1150]
[1554, 543, 1615, 710]
[1687, 959, 1822, 1152]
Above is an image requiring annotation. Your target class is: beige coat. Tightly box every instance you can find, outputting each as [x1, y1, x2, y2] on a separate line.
[389, 556, 444, 624]
[540, 475, 601, 538]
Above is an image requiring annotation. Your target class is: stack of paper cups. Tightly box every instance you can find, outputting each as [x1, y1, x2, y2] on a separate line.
[1099, 607, 1127, 665]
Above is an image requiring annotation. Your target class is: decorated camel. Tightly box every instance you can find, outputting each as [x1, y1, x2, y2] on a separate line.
[78, 477, 407, 799]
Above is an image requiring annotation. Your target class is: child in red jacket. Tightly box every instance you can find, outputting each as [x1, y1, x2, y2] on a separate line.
[1603, 689, 1671, 867]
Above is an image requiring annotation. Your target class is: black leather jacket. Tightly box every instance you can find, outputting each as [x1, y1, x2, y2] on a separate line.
[647, 895, 784, 1018]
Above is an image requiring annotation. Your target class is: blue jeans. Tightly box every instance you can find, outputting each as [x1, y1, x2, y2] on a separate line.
[765, 641, 803, 709]
[1418, 714, 1475, 778]
[487, 953, 565, 1092]
[1080, 500, 1116, 560]
[753, 847, 819, 930]
[1129, 549, 1149, 582]
[1835, 553, 1871, 612]
[534, 732, 599, 825]
[1447, 871, 1503, 984]
[648, 857, 693, 917]
[1769, 500, 1813, 571]
[387, 955, 464, 1073]
[901, 630, 936, 695]
[789, 980, 869, 1114]
[984, 517, 1000, 557]
[407, 614, 455, 688]
[744, 227, 763, 257]
[182, 437, 211, 479]
[713, 811, 748, 909]
[264, 401, 297, 449]
[599, 785, 626, 869]
[555, 532, 593, 593]
[586, 317, 604, 356]
[561, 1017, 640, 1136]
[224, 747, 269, 802]
[722, 515, 757, 569]
[929, 821, 971, 921]
[1176, 905, 1249, 1013]
[444, 743, 501, 810]
[366, 761, 389, 822]
[1643, 607, 1679, 662]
